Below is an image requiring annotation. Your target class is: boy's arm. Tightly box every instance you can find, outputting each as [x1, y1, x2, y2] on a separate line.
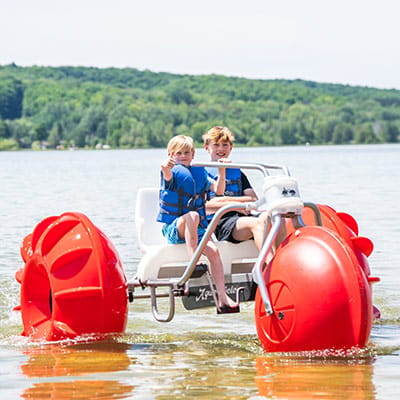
[241, 172, 258, 200]
[209, 163, 227, 195]
[213, 165, 226, 195]
[243, 187, 258, 200]
[205, 195, 255, 213]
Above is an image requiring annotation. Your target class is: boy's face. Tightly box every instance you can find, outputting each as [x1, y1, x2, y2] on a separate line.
[169, 148, 194, 167]
[205, 140, 232, 161]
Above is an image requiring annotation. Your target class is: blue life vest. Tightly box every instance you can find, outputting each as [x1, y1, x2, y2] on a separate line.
[206, 167, 242, 198]
[157, 164, 209, 228]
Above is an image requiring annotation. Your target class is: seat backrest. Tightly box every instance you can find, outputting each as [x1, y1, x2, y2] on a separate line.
[135, 187, 165, 251]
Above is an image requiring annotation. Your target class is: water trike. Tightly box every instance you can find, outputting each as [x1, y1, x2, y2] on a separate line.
[14, 161, 380, 352]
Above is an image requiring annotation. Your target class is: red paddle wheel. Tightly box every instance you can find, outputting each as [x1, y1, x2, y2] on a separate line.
[255, 205, 379, 352]
[15, 212, 128, 341]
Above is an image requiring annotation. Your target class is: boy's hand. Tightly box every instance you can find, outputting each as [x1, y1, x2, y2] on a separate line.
[216, 157, 230, 180]
[161, 156, 175, 181]
[161, 156, 176, 170]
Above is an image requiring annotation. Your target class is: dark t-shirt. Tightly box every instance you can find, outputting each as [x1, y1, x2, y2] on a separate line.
[240, 171, 252, 193]
[213, 171, 256, 243]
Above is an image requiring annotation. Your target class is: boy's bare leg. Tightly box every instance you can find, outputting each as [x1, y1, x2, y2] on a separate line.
[231, 216, 259, 246]
[178, 212, 238, 309]
[232, 213, 287, 261]
[203, 242, 238, 308]
[177, 212, 200, 256]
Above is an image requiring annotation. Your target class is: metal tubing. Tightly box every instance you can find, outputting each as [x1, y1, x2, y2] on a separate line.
[292, 214, 306, 230]
[150, 286, 176, 322]
[251, 213, 283, 315]
[192, 161, 290, 176]
[204, 270, 220, 310]
[176, 203, 249, 287]
[131, 292, 172, 300]
[304, 202, 323, 226]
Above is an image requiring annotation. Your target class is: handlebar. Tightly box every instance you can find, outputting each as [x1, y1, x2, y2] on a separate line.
[192, 161, 291, 177]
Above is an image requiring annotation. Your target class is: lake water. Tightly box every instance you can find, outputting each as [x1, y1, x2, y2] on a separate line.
[1, 144, 399, 399]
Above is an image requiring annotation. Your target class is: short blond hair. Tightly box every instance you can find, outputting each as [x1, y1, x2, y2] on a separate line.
[167, 135, 195, 154]
[202, 126, 235, 146]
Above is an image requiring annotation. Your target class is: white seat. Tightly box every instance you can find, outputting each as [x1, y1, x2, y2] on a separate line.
[134, 188, 259, 282]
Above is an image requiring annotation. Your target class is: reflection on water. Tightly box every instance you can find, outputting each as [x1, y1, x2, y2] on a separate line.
[21, 341, 132, 377]
[255, 355, 376, 399]
[22, 380, 134, 400]
[15, 333, 383, 400]
[20, 340, 135, 399]
[4, 296, 400, 399]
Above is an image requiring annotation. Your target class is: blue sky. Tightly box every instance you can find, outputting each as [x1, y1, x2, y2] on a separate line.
[1, 0, 399, 89]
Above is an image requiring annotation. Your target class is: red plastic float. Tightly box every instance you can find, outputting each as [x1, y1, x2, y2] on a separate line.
[255, 225, 373, 352]
[15, 212, 128, 341]
[254, 202, 380, 352]
[294, 205, 374, 273]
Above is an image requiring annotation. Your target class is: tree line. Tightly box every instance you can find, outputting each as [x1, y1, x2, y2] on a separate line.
[0, 63, 399, 151]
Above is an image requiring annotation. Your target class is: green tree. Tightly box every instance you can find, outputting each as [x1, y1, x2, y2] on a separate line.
[168, 86, 194, 105]
[0, 64, 399, 150]
[332, 123, 354, 144]
[382, 122, 399, 142]
[354, 123, 377, 144]
[0, 77, 24, 119]
[0, 120, 10, 138]
[48, 122, 63, 148]
[0, 138, 18, 150]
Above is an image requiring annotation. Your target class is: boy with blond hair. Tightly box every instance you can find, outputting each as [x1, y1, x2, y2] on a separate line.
[157, 135, 239, 313]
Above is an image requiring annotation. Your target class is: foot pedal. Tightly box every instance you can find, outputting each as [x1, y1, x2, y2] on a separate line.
[217, 304, 240, 314]
[190, 263, 208, 278]
[217, 286, 243, 314]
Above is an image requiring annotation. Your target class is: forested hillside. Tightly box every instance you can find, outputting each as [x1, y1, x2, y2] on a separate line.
[1, 63, 399, 150]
